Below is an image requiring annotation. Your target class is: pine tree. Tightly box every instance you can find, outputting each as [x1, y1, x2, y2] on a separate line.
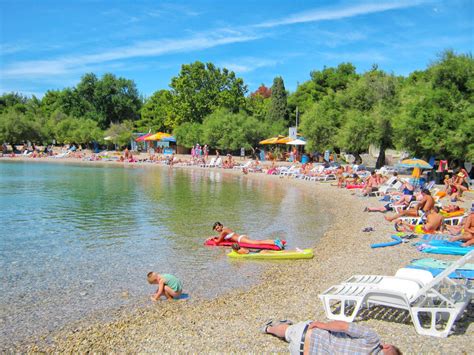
[268, 77, 288, 123]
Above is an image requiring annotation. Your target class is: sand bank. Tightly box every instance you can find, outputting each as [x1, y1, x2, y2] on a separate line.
[2, 157, 472, 353]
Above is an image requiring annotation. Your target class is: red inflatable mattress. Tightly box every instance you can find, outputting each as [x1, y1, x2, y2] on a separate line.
[204, 238, 286, 250]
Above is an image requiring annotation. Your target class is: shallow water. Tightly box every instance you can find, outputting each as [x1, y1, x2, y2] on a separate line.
[0, 160, 329, 346]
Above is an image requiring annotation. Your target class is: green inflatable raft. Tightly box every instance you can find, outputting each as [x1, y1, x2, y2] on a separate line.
[227, 248, 314, 260]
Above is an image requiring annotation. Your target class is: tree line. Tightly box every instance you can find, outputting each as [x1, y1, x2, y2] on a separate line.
[0, 50, 472, 166]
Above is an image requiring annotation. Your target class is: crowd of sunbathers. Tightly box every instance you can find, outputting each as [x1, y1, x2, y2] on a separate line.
[357, 168, 473, 247]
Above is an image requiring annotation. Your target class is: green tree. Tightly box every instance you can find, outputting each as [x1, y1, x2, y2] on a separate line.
[300, 93, 342, 152]
[0, 92, 28, 114]
[104, 121, 134, 148]
[202, 108, 267, 150]
[136, 90, 174, 132]
[94, 73, 142, 129]
[169, 61, 247, 125]
[394, 51, 474, 163]
[0, 108, 42, 143]
[173, 122, 203, 148]
[268, 76, 288, 124]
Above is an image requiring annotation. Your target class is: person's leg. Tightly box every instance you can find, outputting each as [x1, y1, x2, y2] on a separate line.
[265, 323, 289, 339]
[367, 206, 388, 212]
[163, 286, 181, 300]
[462, 237, 474, 246]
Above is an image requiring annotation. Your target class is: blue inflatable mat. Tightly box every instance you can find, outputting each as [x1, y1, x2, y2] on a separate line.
[406, 265, 474, 279]
[415, 239, 474, 255]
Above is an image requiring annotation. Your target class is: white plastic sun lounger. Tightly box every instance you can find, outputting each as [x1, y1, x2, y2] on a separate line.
[319, 251, 473, 337]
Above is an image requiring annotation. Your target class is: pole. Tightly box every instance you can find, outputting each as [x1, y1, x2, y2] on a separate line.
[296, 106, 299, 135]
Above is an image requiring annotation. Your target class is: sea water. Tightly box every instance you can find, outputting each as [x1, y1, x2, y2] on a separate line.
[0, 160, 329, 347]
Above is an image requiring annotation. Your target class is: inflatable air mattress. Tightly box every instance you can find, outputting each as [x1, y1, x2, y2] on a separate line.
[410, 257, 474, 270]
[406, 265, 474, 279]
[440, 209, 465, 217]
[416, 240, 474, 255]
[204, 239, 286, 250]
[346, 184, 364, 189]
[227, 248, 313, 260]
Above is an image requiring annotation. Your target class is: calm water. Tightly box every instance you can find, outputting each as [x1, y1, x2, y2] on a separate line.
[0, 160, 329, 346]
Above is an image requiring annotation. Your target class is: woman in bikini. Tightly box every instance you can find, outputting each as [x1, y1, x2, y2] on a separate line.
[211, 222, 283, 249]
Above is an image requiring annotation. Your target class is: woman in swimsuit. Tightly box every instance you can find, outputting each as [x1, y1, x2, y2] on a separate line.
[211, 222, 283, 249]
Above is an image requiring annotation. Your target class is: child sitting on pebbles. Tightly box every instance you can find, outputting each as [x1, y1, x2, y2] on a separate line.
[147, 272, 183, 301]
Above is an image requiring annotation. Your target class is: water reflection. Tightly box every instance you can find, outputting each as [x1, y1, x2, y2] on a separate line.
[0, 161, 329, 347]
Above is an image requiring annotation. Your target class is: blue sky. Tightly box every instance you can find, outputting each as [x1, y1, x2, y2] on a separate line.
[0, 0, 472, 98]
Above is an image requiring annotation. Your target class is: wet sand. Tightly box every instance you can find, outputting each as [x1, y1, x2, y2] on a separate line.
[2, 156, 472, 353]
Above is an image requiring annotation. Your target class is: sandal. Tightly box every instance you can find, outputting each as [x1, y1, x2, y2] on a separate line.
[261, 319, 294, 335]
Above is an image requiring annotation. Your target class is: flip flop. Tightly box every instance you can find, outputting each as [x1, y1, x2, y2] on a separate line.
[261, 319, 294, 335]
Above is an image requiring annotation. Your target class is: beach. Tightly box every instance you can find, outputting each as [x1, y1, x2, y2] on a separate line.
[2, 156, 472, 353]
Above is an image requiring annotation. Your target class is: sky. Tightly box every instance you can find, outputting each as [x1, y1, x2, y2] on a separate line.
[0, 0, 472, 98]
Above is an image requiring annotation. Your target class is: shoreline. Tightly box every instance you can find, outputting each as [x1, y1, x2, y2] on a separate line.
[2, 157, 472, 353]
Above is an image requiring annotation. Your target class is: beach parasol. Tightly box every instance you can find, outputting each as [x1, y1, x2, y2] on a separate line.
[259, 135, 291, 144]
[144, 132, 172, 141]
[135, 133, 153, 142]
[396, 158, 433, 179]
[161, 136, 176, 142]
[397, 158, 433, 169]
[286, 138, 306, 145]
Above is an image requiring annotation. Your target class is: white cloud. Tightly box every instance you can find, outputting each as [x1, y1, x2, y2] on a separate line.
[220, 58, 280, 73]
[0, 44, 29, 55]
[321, 49, 388, 63]
[254, 1, 427, 28]
[2, 32, 261, 78]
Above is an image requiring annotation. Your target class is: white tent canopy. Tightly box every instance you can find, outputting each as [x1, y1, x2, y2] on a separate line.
[286, 138, 306, 145]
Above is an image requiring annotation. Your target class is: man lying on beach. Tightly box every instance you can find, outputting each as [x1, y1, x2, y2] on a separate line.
[384, 189, 435, 222]
[211, 222, 284, 249]
[394, 206, 443, 234]
[147, 272, 183, 301]
[262, 319, 401, 355]
[449, 205, 474, 246]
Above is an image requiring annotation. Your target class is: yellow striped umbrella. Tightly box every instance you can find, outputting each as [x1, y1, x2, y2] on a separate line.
[259, 135, 291, 144]
[144, 132, 172, 141]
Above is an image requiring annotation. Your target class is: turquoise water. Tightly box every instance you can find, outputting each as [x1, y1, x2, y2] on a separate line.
[0, 160, 329, 347]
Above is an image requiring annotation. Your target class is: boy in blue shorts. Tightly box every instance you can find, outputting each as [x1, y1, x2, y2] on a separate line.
[147, 272, 183, 301]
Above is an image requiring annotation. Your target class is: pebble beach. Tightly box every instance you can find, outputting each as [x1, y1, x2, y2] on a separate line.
[3, 156, 473, 353]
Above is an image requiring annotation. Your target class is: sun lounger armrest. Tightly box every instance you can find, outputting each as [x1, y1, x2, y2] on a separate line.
[363, 289, 412, 309]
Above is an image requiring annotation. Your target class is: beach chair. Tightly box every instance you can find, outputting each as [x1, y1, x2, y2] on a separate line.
[443, 214, 467, 226]
[233, 160, 252, 170]
[280, 165, 300, 177]
[214, 157, 222, 167]
[204, 157, 216, 167]
[319, 251, 473, 337]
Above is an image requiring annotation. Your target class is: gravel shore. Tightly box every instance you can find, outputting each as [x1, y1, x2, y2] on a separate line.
[3, 158, 472, 353]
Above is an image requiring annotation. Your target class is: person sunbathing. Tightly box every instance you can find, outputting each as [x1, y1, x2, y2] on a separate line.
[262, 319, 401, 355]
[385, 189, 435, 222]
[394, 206, 443, 234]
[361, 171, 381, 196]
[449, 205, 474, 246]
[211, 222, 283, 249]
